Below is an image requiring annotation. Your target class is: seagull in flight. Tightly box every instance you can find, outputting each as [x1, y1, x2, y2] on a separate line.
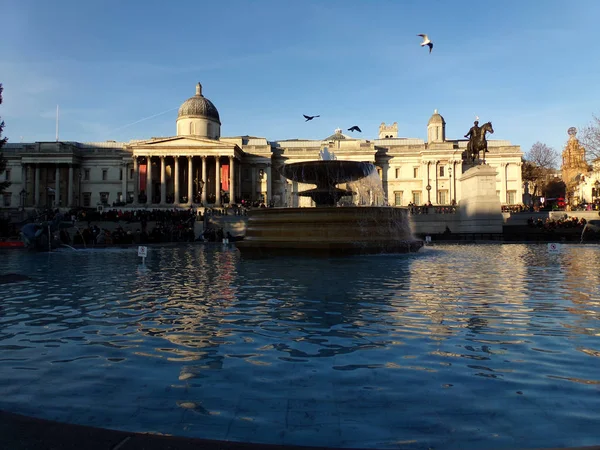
[348, 126, 362, 133]
[303, 114, 320, 121]
[417, 34, 433, 53]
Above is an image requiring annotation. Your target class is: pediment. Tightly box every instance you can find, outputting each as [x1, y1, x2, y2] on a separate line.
[128, 136, 235, 149]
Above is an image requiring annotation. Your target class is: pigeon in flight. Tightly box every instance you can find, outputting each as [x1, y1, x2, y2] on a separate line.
[348, 126, 362, 133]
[303, 114, 320, 121]
[417, 34, 433, 53]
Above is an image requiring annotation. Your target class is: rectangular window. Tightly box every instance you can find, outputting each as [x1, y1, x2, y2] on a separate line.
[395, 168, 400, 179]
[437, 190, 448, 205]
[507, 190, 517, 204]
[119, 169, 123, 181]
[102, 169, 108, 181]
[5, 169, 10, 181]
[84, 169, 90, 181]
[129, 168, 134, 179]
[439, 166, 445, 177]
[412, 191, 421, 205]
[413, 167, 419, 179]
[394, 191, 403, 206]
[100, 192, 109, 204]
[3, 193, 11, 207]
[83, 192, 91, 207]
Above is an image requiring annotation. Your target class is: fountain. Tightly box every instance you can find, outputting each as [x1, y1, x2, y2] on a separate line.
[235, 159, 423, 256]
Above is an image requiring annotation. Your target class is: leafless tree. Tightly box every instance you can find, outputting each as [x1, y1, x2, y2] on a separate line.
[522, 142, 559, 198]
[579, 115, 600, 161]
[0, 84, 11, 194]
[526, 141, 559, 169]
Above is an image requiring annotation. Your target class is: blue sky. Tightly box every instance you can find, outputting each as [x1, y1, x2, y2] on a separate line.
[2, 0, 599, 156]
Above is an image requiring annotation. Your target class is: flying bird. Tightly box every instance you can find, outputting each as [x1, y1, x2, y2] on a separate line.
[303, 114, 320, 121]
[417, 34, 433, 53]
[348, 126, 362, 133]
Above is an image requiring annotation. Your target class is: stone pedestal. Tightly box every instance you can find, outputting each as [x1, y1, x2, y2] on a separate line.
[458, 164, 503, 234]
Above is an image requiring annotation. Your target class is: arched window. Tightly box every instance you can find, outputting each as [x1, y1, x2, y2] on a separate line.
[207, 123, 212, 137]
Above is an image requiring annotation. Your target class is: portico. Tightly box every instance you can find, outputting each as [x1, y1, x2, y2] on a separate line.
[127, 136, 243, 207]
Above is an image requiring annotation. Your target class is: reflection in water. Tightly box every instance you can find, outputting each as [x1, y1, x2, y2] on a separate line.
[0, 243, 599, 450]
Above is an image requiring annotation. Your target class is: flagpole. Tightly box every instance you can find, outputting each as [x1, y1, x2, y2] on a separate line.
[56, 105, 59, 142]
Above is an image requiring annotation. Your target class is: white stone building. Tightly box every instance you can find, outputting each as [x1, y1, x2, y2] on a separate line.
[0, 83, 523, 211]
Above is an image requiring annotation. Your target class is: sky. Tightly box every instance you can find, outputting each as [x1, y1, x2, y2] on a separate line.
[2, 0, 600, 157]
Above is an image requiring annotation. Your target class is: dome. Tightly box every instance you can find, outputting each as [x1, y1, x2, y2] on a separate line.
[428, 109, 446, 125]
[177, 83, 221, 123]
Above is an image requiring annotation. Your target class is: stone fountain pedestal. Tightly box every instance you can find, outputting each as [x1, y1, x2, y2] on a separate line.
[458, 164, 503, 234]
[236, 160, 423, 257]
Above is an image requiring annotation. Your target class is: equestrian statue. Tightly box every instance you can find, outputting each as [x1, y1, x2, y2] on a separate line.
[464, 120, 494, 164]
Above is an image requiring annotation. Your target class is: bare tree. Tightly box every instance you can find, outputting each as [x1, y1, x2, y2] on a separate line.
[0, 83, 11, 194]
[579, 115, 600, 161]
[522, 142, 559, 198]
[526, 141, 559, 169]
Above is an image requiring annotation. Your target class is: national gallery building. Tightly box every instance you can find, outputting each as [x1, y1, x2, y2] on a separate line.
[1, 83, 524, 211]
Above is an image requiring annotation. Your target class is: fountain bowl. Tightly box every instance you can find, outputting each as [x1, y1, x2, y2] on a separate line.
[235, 206, 423, 257]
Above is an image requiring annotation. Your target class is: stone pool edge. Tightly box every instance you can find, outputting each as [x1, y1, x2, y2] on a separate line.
[1, 410, 599, 450]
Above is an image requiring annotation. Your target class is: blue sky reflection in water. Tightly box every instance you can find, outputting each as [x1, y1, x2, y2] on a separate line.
[0, 244, 599, 449]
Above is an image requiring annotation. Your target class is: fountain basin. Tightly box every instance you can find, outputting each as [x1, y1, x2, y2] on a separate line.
[235, 207, 423, 257]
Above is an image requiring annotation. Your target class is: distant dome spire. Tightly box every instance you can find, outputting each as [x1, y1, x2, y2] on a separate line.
[196, 83, 202, 96]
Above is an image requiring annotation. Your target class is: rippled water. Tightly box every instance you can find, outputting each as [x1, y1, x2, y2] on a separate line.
[1, 243, 599, 449]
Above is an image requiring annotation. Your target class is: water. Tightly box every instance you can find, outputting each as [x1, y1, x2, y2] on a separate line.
[0, 243, 599, 449]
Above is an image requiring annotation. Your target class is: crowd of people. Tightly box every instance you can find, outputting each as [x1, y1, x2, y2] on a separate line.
[527, 215, 588, 230]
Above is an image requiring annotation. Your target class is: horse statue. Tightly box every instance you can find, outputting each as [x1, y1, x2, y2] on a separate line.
[464, 121, 494, 163]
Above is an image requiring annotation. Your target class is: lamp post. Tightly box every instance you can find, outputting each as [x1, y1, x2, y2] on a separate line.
[426, 184, 431, 203]
[448, 167, 452, 205]
[78, 171, 82, 207]
[19, 188, 27, 210]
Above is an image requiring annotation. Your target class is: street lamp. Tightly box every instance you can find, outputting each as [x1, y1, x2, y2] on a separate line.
[426, 184, 432, 203]
[19, 188, 27, 210]
[448, 167, 453, 205]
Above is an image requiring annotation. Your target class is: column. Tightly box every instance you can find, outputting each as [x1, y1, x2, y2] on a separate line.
[229, 156, 235, 205]
[215, 156, 221, 205]
[121, 162, 128, 203]
[133, 157, 139, 205]
[34, 164, 40, 206]
[21, 164, 28, 207]
[251, 165, 257, 202]
[434, 161, 439, 204]
[516, 162, 523, 204]
[266, 165, 272, 205]
[500, 163, 507, 204]
[55, 165, 60, 208]
[146, 156, 152, 204]
[422, 161, 430, 204]
[68, 165, 74, 207]
[380, 162, 389, 205]
[201, 156, 207, 205]
[187, 156, 193, 205]
[174, 156, 180, 205]
[160, 156, 166, 205]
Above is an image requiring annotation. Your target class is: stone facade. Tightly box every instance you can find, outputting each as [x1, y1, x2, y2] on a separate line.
[0, 83, 524, 210]
[561, 127, 591, 204]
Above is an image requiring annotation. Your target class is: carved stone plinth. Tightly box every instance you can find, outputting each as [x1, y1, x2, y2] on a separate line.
[458, 164, 503, 234]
